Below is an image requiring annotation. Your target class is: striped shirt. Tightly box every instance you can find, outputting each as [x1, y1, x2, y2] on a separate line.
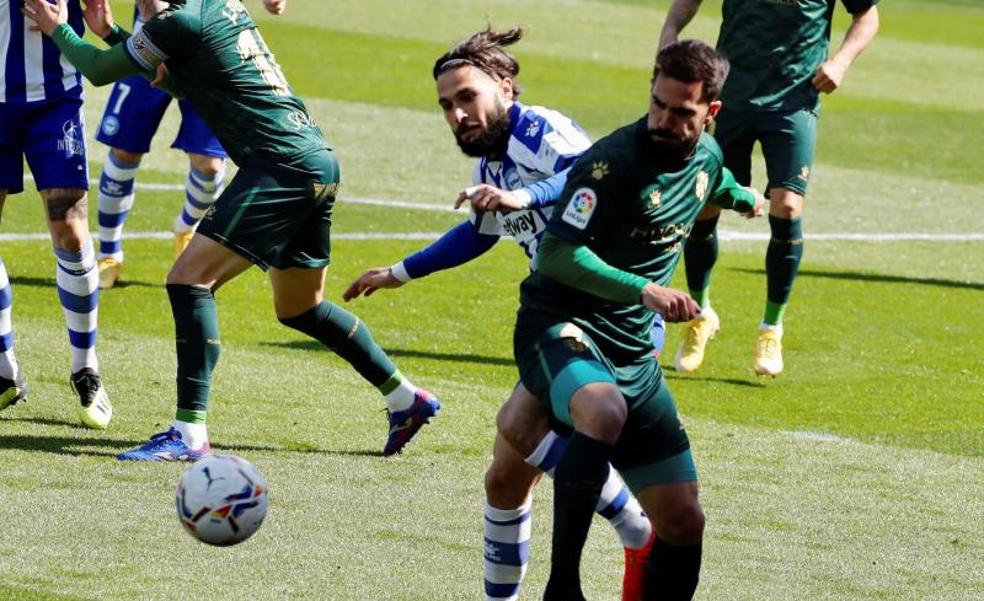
[0, 0, 84, 104]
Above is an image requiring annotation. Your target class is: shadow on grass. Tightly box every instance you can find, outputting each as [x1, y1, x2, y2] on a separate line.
[10, 275, 159, 290]
[264, 340, 514, 367]
[0, 433, 137, 457]
[662, 371, 767, 388]
[214, 442, 384, 458]
[730, 267, 984, 291]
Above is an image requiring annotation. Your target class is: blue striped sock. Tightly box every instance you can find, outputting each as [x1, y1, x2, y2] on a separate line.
[527, 430, 652, 549]
[0, 259, 19, 381]
[484, 500, 532, 601]
[54, 240, 99, 373]
[97, 151, 139, 262]
[174, 165, 225, 232]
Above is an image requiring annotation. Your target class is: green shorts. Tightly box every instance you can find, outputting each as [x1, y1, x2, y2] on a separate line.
[713, 106, 818, 196]
[514, 318, 696, 494]
[198, 149, 340, 271]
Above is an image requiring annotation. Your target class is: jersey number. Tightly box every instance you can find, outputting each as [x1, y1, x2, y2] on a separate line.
[112, 82, 131, 114]
[236, 29, 289, 96]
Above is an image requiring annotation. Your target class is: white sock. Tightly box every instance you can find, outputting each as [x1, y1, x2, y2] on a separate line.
[383, 377, 417, 411]
[173, 166, 226, 233]
[759, 322, 783, 336]
[97, 152, 139, 262]
[54, 240, 99, 373]
[0, 259, 19, 381]
[483, 500, 532, 601]
[173, 420, 209, 450]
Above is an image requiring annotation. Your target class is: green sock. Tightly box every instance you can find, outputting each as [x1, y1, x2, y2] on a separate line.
[764, 215, 803, 326]
[763, 301, 787, 327]
[684, 216, 719, 309]
[279, 301, 397, 389]
[167, 284, 221, 419]
[688, 287, 711, 311]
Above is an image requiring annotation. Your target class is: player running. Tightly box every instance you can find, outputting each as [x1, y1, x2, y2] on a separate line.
[94, 0, 285, 289]
[24, 0, 440, 459]
[343, 28, 660, 601]
[0, 1, 112, 428]
[659, 0, 880, 377]
[514, 41, 763, 599]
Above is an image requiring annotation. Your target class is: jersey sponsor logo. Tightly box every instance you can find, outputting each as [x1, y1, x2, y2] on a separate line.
[591, 161, 610, 180]
[58, 120, 84, 158]
[100, 115, 120, 137]
[498, 209, 543, 242]
[561, 188, 598, 230]
[286, 111, 316, 131]
[695, 171, 709, 202]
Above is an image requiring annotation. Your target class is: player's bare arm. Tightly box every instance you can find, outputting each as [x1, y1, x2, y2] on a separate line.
[658, 0, 704, 49]
[342, 268, 405, 301]
[455, 184, 529, 213]
[812, 5, 880, 94]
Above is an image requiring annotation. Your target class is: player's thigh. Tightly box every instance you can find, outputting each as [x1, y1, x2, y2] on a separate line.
[513, 318, 618, 429]
[496, 382, 554, 456]
[23, 99, 89, 194]
[174, 100, 228, 160]
[196, 150, 339, 272]
[614, 378, 696, 496]
[95, 75, 171, 153]
[167, 233, 253, 289]
[268, 266, 326, 319]
[713, 107, 757, 188]
[758, 108, 817, 197]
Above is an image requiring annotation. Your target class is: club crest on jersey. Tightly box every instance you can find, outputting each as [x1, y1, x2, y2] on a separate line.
[642, 185, 662, 209]
[799, 165, 811, 181]
[504, 168, 522, 190]
[591, 162, 610, 180]
[525, 119, 541, 139]
[562, 188, 598, 230]
[695, 171, 709, 202]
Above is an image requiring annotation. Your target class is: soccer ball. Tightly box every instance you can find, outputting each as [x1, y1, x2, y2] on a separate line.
[175, 454, 269, 546]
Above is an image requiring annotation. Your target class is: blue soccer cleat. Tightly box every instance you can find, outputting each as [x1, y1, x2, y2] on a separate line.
[117, 428, 212, 462]
[383, 390, 441, 456]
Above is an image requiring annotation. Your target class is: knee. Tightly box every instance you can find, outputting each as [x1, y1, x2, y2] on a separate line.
[570, 385, 627, 443]
[654, 501, 705, 545]
[111, 148, 143, 165]
[769, 190, 803, 219]
[189, 155, 225, 179]
[484, 462, 534, 509]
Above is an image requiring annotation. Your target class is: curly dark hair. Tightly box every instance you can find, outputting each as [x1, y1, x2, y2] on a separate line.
[652, 39, 730, 103]
[433, 27, 524, 98]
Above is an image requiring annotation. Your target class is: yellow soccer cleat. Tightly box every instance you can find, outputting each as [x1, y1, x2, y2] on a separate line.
[72, 368, 113, 429]
[173, 229, 195, 258]
[673, 308, 720, 373]
[754, 328, 784, 378]
[97, 257, 122, 289]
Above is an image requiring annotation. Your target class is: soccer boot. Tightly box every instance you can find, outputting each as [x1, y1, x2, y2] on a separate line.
[118, 427, 212, 462]
[71, 368, 113, 429]
[621, 530, 656, 601]
[97, 257, 122, 289]
[0, 372, 28, 411]
[173, 229, 195, 258]
[754, 327, 784, 377]
[383, 390, 441, 456]
[673, 307, 720, 373]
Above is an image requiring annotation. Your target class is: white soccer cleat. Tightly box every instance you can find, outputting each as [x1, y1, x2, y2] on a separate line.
[753, 327, 784, 378]
[674, 308, 720, 373]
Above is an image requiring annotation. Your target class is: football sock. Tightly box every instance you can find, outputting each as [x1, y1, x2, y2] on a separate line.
[526, 431, 651, 549]
[763, 215, 803, 326]
[643, 539, 702, 600]
[0, 259, 18, 381]
[684, 215, 720, 310]
[172, 419, 209, 450]
[379, 371, 417, 411]
[545, 432, 614, 600]
[97, 151, 139, 262]
[278, 301, 400, 397]
[483, 499, 532, 601]
[167, 284, 220, 422]
[55, 240, 99, 373]
[173, 165, 226, 233]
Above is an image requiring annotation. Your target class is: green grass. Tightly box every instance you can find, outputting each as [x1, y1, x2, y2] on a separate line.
[1, 1, 982, 599]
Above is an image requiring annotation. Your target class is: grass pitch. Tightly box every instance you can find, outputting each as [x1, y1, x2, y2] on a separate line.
[0, 1, 981, 599]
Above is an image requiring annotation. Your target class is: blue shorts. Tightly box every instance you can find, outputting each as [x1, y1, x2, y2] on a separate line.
[96, 75, 226, 158]
[0, 97, 90, 194]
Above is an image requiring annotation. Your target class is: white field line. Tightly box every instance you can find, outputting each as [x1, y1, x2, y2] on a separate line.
[10, 177, 984, 242]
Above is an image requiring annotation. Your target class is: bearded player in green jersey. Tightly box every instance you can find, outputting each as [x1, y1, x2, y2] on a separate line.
[25, 0, 442, 460]
[515, 41, 764, 600]
[659, 0, 880, 377]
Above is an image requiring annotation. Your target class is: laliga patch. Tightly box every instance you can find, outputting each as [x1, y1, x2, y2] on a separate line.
[561, 188, 598, 230]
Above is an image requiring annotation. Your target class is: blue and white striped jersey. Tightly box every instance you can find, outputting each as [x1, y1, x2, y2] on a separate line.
[470, 101, 591, 260]
[0, 0, 85, 104]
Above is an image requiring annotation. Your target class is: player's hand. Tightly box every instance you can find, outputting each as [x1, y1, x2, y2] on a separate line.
[640, 283, 700, 323]
[812, 58, 849, 94]
[22, 0, 68, 37]
[135, 0, 168, 21]
[81, 0, 114, 39]
[150, 63, 170, 88]
[263, 0, 287, 15]
[455, 185, 527, 213]
[740, 187, 766, 219]
[342, 267, 404, 301]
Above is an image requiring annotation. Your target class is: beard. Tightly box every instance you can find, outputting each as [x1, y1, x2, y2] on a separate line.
[647, 126, 703, 161]
[455, 103, 512, 158]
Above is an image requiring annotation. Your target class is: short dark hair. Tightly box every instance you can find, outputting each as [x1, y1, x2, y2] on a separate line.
[652, 40, 730, 103]
[433, 27, 524, 98]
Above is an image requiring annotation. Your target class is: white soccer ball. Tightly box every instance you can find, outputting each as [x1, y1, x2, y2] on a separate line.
[175, 454, 269, 546]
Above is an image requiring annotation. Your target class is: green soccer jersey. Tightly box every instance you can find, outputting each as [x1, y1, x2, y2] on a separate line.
[717, 0, 878, 112]
[519, 118, 753, 363]
[123, 0, 327, 164]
